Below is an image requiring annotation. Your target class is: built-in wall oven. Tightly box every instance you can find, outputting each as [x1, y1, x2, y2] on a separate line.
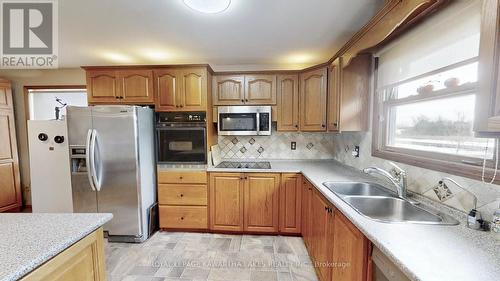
[156, 112, 207, 164]
[217, 106, 271, 136]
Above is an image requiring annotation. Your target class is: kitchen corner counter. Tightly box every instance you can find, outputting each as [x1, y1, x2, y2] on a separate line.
[208, 159, 500, 281]
[0, 213, 112, 281]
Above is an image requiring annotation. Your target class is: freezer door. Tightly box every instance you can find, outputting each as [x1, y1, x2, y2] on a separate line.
[66, 106, 98, 213]
[92, 106, 142, 237]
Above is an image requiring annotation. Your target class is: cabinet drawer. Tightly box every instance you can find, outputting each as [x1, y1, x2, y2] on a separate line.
[159, 205, 208, 229]
[158, 170, 207, 184]
[158, 184, 207, 205]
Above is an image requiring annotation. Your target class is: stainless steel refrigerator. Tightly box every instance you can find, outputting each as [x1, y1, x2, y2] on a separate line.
[66, 105, 156, 243]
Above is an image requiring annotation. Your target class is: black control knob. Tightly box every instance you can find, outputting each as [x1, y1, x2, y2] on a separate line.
[38, 133, 48, 141]
[54, 135, 65, 144]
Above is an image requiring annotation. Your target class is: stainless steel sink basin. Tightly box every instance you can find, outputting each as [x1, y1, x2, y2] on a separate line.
[322, 181, 459, 225]
[323, 182, 396, 197]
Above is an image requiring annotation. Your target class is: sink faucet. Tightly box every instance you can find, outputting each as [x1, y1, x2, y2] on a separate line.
[363, 162, 408, 199]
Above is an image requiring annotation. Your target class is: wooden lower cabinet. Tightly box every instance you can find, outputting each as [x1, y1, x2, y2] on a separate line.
[21, 228, 106, 281]
[310, 189, 334, 281]
[159, 205, 208, 229]
[244, 173, 280, 232]
[279, 173, 302, 234]
[209, 173, 245, 231]
[158, 170, 208, 230]
[331, 211, 370, 281]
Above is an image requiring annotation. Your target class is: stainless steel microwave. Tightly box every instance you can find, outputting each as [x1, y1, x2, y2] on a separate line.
[217, 106, 271, 136]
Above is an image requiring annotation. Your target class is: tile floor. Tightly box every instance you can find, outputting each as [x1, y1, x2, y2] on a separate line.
[105, 232, 319, 281]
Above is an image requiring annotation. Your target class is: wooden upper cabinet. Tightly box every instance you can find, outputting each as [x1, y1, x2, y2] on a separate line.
[331, 211, 369, 281]
[244, 75, 277, 104]
[300, 67, 328, 131]
[279, 173, 301, 234]
[339, 54, 371, 132]
[327, 58, 342, 131]
[213, 75, 245, 105]
[209, 173, 244, 231]
[154, 69, 179, 111]
[86, 70, 118, 103]
[244, 173, 280, 233]
[155, 67, 208, 111]
[180, 68, 207, 111]
[116, 69, 154, 104]
[277, 75, 299, 131]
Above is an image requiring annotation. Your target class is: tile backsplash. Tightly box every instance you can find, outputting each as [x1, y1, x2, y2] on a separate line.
[217, 126, 335, 159]
[332, 132, 500, 221]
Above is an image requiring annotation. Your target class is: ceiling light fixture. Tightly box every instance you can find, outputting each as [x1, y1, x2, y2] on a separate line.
[183, 0, 231, 14]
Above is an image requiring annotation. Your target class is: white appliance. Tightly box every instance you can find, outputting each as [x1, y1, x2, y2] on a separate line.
[217, 106, 272, 136]
[28, 120, 73, 213]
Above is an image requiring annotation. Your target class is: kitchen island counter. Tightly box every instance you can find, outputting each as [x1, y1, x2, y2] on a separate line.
[0, 213, 112, 281]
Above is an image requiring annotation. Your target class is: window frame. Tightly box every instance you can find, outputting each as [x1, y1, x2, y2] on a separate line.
[372, 57, 500, 184]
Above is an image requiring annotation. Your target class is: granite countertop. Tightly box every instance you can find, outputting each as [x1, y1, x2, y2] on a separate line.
[0, 213, 113, 281]
[208, 159, 500, 281]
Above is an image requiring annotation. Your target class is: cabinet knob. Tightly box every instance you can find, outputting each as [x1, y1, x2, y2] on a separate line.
[295, 125, 298, 128]
[180, 217, 184, 220]
[180, 194, 184, 197]
[333, 122, 338, 127]
[321, 124, 326, 128]
[115, 96, 119, 99]
[324, 206, 328, 211]
[180, 105, 184, 108]
[241, 99, 244, 102]
[245, 99, 249, 102]
[244, 176, 248, 180]
[179, 176, 183, 180]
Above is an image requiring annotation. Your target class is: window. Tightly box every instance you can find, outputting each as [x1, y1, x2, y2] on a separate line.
[373, 0, 497, 180]
[27, 87, 87, 120]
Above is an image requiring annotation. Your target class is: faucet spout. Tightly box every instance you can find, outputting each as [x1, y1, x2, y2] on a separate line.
[363, 166, 408, 199]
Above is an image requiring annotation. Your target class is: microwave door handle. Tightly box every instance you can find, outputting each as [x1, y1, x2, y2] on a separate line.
[256, 112, 260, 135]
[85, 129, 97, 191]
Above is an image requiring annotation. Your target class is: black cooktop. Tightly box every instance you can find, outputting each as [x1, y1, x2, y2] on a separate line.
[216, 161, 271, 169]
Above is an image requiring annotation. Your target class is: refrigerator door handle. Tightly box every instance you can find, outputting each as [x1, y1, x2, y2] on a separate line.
[90, 129, 101, 191]
[85, 129, 97, 191]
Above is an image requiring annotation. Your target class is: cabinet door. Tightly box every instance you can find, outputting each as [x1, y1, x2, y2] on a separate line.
[0, 83, 13, 110]
[179, 68, 207, 111]
[339, 54, 371, 131]
[300, 67, 327, 131]
[279, 173, 302, 234]
[244, 75, 277, 105]
[213, 75, 245, 105]
[301, 179, 313, 250]
[117, 69, 154, 104]
[311, 189, 333, 281]
[86, 70, 118, 104]
[209, 173, 244, 231]
[244, 173, 280, 233]
[331, 212, 369, 281]
[277, 75, 299, 131]
[154, 69, 181, 111]
[327, 58, 342, 131]
[0, 106, 21, 212]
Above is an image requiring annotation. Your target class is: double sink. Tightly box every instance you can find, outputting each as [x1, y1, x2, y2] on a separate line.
[323, 182, 459, 225]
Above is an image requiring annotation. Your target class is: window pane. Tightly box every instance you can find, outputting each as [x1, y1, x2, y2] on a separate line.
[386, 61, 478, 100]
[29, 90, 87, 120]
[388, 94, 494, 159]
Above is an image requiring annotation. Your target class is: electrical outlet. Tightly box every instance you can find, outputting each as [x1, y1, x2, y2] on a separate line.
[291, 141, 296, 150]
[352, 145, 360, 157]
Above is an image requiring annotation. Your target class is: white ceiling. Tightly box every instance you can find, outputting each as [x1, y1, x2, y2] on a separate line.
[59, 0, 384, 70]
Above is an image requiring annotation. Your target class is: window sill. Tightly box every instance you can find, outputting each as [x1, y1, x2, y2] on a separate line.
[371, 148, 499, 185]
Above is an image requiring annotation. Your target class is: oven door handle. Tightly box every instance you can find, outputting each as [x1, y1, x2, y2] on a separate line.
[256, 112, 260, 135]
